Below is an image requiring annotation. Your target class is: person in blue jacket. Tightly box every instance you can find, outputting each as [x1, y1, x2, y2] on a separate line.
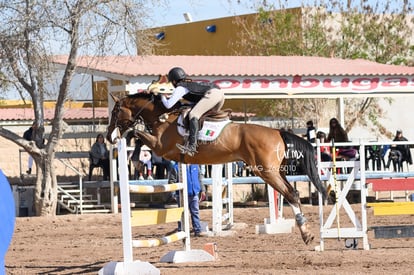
[0, 169, 15, 274]
[168, 162, 205, 237]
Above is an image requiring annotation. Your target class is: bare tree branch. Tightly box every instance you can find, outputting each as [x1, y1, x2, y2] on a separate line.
[0, 0, 162, 216]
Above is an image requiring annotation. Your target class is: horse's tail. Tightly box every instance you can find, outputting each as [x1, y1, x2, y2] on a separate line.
[280, 131, 327, 201]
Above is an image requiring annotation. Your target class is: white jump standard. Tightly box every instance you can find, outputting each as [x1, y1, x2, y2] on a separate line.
[99, 138, 214, 275]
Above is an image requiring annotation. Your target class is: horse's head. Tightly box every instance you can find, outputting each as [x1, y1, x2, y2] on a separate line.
[147, 75, 174, 96]
[106, 76, 177, 143]
[106, 92, 155, 143]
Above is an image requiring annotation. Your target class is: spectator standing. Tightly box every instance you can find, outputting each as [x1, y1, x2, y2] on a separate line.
[386, 129, 413, 171]
[169, 162, 205, 237]
[394, 129, 413, 164]
[326, 118, 348, 143]
[305, 120, 316, 143]
[139, 145, 153, 180]
[326, 117, 356, 160]
[23, 123, 36, 174]
[126, 133, 144, 180]
[152, 152, 173, 179]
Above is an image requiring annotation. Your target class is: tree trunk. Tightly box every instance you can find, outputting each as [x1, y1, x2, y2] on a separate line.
[34, 153, 58, 216]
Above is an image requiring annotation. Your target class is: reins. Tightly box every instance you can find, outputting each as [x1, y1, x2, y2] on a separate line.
[133, 95, 154, 126]
[112, 95, 155, 133]
[130, 95, 155, 128]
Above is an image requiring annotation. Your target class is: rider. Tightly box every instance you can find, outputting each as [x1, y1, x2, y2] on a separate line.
[161, 67, 225, 156]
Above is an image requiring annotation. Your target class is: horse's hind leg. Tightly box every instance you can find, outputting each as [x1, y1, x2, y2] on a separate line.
[286, 195, 314, 245]
[257, 170, 314, 244]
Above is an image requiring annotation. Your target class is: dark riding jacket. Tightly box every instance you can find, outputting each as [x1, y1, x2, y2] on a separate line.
[178, 81, 220, 103]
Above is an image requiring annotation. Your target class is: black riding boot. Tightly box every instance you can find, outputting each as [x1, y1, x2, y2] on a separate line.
[177, 117, 199, 156]
[187, 117, 199, 153]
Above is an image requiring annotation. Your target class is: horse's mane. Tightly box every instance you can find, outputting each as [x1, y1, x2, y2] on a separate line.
[124, 92, 165, 107]
[123, 92, 179, 112]
[127, 92, 153, 100]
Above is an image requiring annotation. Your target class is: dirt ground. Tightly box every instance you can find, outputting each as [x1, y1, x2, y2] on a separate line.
[5, 203, 414, 275]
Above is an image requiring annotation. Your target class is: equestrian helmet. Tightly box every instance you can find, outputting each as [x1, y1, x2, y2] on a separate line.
[168, 67, 186, 83]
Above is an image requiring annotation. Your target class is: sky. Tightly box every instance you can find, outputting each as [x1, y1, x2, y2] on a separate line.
[144, 0, 305, 27]
[144, 0, 402, 27]
[144, 0, 406, 28]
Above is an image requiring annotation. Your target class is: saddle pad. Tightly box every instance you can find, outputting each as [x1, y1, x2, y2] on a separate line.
[177, 115, 231, 141]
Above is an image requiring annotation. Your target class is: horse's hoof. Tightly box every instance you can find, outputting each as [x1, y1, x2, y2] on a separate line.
[302, 233, 314, 245]
[299, 223, 314, 245]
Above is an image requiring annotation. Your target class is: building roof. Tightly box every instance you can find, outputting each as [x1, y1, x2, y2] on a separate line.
[52, 55, 414, 78]
[0, 107, 108, 122]
[0, 106, 251, 122]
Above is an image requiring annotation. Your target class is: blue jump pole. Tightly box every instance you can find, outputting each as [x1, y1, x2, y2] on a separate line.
[0, 169, 15, 275]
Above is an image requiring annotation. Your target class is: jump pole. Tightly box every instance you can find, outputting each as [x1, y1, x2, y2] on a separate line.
[99, 137, 214, 274]
[99, 137, 160, 274]
[316, 142, 370, 251]
[255, 184, 295, 234]
[159, 162, 212, 263]
[210, 164, 240, 236]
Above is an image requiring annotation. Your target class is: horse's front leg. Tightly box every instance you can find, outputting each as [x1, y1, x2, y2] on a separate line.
[134, 131, 158, 149]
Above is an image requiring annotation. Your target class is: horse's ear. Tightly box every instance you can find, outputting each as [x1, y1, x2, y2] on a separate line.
[110, 93, 119, 103]
[159, 75, 169, 84]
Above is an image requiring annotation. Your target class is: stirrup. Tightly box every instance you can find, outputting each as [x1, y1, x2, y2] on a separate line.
[176, 143, 197, 156]
[186, 146, 197, 156]
[176, 143, 189, 154]
[186, 149, 197, 157]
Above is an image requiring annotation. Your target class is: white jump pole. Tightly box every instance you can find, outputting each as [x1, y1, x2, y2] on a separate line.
[99, 137, 159, 274]
[211, 163, 236, 236]
[100, 138, 215, 274]
[211, 164, 223, 234]
[255, 184, 295, 234]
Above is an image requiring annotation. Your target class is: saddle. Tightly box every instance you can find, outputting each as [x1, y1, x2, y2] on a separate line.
[173, 106, 232, 141]
[179, 106, 232, 129]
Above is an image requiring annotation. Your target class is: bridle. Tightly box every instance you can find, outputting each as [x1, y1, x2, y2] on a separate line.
[111, 95, 155, 135]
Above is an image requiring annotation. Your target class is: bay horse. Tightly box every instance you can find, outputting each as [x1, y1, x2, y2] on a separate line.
[106, 91, 327, 245]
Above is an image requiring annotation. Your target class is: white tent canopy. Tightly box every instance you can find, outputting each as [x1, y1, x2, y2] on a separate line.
[51, 55, 414, 99]
[52, 55, 414, 127]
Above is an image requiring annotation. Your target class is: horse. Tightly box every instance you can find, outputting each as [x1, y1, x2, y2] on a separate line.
[106, 87, 327, 245]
